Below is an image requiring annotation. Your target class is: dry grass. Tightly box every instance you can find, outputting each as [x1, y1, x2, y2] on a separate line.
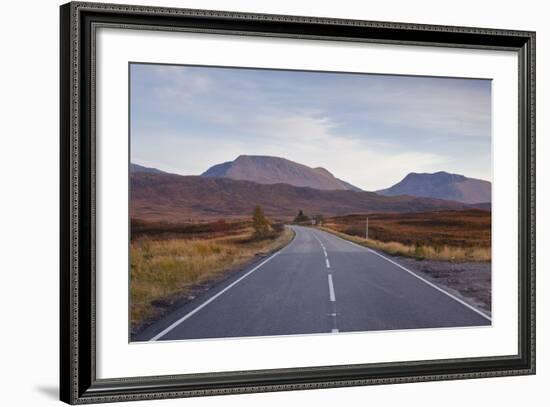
[323, 210, 491, 249]
[318, 226, 491, 262]
[130, 226, 294, 330]
[317, 210, 491, 262]
[131, 218, 251, 241]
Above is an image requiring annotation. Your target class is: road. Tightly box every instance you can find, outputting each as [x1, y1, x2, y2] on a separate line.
[135, 225, 490, 342]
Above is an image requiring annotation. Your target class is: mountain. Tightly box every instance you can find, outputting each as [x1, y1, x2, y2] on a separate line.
[376, 171, 491, 204]
[201, 155, 362, 191]
[131, 172, 477, 222]
[130, 163, 165, 174]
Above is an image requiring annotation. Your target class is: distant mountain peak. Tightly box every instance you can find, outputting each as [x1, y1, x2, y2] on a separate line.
[201, 155, 362, 191]
[130, 163, 165, 174]
[313, 167, 334, 176]
[377, 171, 490, 204]
[200, 161, 232, 177]
[235, 154, 270, 160]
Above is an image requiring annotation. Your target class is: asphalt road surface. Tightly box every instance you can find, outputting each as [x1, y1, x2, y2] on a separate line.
[135, 225, 490, 342]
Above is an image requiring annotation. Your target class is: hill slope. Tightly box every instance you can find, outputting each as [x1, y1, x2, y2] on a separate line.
[130, 163, 165, 174]
[202, 155, 361, 191]
[131, 172, 475, 222]
[377, 171, 491, 204]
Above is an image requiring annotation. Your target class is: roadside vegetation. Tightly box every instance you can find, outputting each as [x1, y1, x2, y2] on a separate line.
[315, 210, 491, 262]
[130, 205, 294, 332]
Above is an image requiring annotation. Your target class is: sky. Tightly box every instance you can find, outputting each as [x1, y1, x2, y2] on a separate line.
[130, 63, 492, 191]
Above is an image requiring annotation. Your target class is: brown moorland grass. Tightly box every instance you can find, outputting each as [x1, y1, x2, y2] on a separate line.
[131, 218, 252, 241]
[319, 209, 491, 262]
[130, 222, 294, 331]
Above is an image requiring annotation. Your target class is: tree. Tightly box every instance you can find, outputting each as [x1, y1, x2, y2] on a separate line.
[294, 209, 310, 223]
[252, 205, 270, 239]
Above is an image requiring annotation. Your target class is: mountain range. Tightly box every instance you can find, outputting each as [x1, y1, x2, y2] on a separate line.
[131, 173, 477, 222]
[377, 171, 491, 204]
[130, 156, 491, 221]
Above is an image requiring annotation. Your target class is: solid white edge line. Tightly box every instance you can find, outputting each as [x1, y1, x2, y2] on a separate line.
[328, 274, 336, 302]
[149, 250, 282, 341]
[344, 240, 492, 321]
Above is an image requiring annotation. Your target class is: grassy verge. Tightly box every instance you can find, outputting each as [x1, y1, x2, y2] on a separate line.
[317, 226, 490, 262]
[130, 226, 294, 331]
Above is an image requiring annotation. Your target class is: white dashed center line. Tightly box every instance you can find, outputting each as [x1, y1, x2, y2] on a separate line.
[328, 274, 336, 302]
[313, 231, 339, 334]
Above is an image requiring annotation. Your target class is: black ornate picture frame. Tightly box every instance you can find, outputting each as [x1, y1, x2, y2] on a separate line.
[60, 2, 535, 404]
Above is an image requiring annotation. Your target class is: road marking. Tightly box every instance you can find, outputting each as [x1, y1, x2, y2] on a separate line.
[344, 239, 492, 321]
[328, 274, 336, 302]
[149, 250, 282, 341]
[312, 233, 326, 250]
[308, 228, 340, 333]
[312, 230, 331, 268]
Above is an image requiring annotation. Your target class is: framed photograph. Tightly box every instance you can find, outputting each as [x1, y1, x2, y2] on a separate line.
[60, 1, 535, 404]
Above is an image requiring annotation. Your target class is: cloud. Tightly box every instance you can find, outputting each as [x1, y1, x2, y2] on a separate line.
[133, 110, 448, 190]
[130, 64, 492, 189]
[358, 81, 491, 139]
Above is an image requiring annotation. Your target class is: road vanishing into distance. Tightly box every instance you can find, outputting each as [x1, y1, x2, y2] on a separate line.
[136, 226, 491, 342]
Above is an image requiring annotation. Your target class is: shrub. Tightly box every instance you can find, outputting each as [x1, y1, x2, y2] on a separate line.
[252, 205, 271, 239]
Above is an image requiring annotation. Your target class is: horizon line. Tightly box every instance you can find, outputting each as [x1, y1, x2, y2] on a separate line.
[130, 158, 492, 189]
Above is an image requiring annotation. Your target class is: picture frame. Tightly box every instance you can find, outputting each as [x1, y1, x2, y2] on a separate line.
[60, 1, 536, 404]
